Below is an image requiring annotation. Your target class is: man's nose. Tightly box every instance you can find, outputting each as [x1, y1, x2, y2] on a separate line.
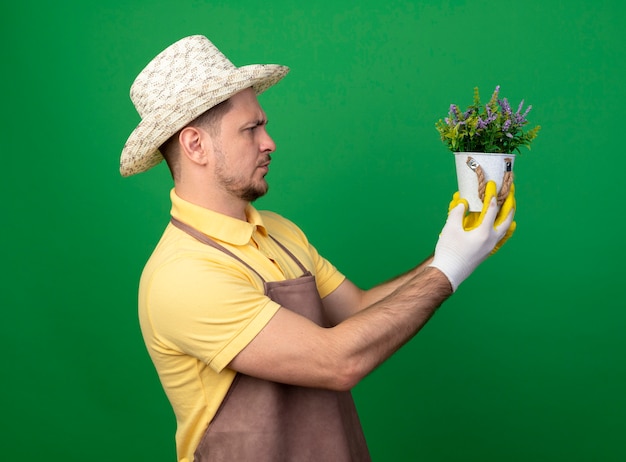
[260, 128, 276, 153]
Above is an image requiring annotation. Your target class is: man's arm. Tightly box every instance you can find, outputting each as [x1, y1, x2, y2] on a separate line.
[230, 188, 514, 391]
[229, 265, 452, 391]
[322, 255, 434, 326]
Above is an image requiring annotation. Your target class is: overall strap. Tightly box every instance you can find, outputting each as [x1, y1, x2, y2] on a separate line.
[267, 235, 309, 274]
[170, 216, 312, 280]
[170, 216, 267, 284]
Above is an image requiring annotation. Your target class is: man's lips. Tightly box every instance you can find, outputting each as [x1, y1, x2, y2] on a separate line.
[258, 156, 271, 171]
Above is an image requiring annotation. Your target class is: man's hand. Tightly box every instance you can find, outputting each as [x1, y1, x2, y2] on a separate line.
[429, 181, 515, 291]
[448, 181, 517, 254]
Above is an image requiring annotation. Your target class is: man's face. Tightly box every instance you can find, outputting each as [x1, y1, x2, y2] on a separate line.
[209, 88, 276, 202]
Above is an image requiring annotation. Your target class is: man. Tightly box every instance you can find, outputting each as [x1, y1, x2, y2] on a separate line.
[121, 35, 515, 462]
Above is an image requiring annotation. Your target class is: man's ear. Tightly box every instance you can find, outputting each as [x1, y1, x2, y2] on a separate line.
[179, 126, 210, 166]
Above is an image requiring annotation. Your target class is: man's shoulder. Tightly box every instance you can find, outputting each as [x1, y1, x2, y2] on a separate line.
[257, 209, 284, 221]
[259, 210, 295, 229]
[259, 210, 304, 235]
[258, 210, 312, 249]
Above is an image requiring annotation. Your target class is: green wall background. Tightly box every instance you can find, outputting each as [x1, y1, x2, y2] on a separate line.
[3, 1, 625, 460]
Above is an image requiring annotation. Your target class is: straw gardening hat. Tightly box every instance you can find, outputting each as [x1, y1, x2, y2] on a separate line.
[120, 35, 289, 177]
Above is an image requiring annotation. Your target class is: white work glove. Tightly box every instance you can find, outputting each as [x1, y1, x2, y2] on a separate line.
[429, 190, 514, 292]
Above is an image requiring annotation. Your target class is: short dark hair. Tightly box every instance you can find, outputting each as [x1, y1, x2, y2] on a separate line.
[159, 98, 233, 179]
[188, 98, 233, 135]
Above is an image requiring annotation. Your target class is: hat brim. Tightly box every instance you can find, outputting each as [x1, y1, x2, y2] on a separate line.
[120, 63, 289, 177]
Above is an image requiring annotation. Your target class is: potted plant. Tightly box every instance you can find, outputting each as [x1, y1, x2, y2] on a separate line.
[435, 85, 540, 211]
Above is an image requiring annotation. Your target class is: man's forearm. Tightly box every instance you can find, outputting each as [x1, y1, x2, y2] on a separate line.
[358, 254, 435, 310]
[330, 266, 452, 389]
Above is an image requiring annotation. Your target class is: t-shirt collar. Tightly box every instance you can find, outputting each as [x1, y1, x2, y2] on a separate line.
[169, 189, 268, 245]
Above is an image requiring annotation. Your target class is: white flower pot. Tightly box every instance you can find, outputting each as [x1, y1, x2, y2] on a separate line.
[454, 152, 515, 212]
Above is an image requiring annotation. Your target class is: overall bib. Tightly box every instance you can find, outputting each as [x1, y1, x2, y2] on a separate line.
[170, 217, 371, 462]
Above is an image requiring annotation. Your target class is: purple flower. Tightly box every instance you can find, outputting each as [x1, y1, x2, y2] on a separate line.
[499, 98, 512, 116]
[485, 105, 497, 123]
[449, 104, 459, 122]
[489, 85, 501, 105]
[522, 104, 533, 119]
[513, 102, 533, 125]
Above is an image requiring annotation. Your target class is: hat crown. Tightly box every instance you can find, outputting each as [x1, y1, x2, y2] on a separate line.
[130, 35, 236, 118]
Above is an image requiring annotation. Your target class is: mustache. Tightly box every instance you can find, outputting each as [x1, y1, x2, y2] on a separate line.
[258, 155, 272, 167]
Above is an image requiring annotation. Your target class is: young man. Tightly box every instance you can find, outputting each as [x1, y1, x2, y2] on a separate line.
[121, 35, 515, 462]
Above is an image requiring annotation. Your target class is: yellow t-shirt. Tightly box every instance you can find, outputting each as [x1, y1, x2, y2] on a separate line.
[138, 189, 345, 461]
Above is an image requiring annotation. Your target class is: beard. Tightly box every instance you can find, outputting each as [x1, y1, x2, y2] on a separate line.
[236, 182, 268, 202]
[216, 169, 269, 202]
[213, 147, 270, 202]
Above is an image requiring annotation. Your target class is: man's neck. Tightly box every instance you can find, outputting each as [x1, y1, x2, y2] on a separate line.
[173, 185, 249, 221]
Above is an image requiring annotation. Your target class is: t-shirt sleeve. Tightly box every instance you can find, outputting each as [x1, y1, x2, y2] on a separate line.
[305, 238, 346, 298]
[144, 255, 281, 373]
